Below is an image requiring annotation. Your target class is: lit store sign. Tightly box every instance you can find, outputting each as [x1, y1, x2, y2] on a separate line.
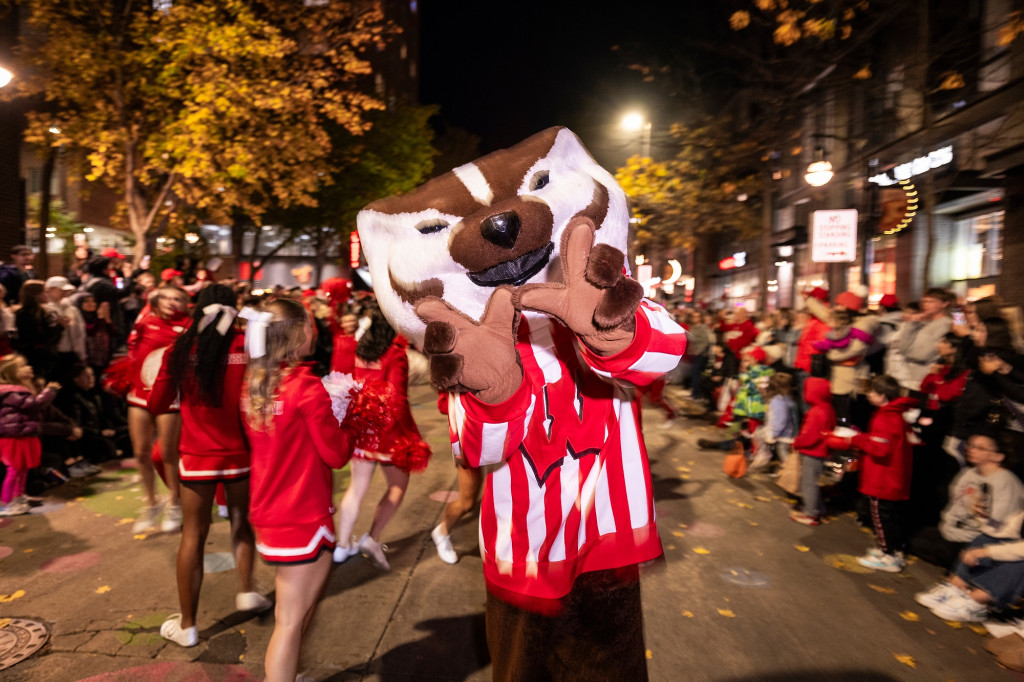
[868, 146, 953, 186]
[719, 252, 747, 270]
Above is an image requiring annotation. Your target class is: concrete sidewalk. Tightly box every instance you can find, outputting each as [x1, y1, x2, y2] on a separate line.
[0, 383, 1018, 681]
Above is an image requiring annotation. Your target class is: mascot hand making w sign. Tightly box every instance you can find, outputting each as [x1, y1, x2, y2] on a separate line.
[358, 127, 686, 682]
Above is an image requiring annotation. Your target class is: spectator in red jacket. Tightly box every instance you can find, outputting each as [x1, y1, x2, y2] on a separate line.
[790, 377, 836, 526]
[795, 287, 831, 375]
[719, 307, 758, 359]
[833, 375, 918, 573]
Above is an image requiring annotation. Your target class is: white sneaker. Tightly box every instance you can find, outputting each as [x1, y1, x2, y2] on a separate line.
[358, 533, 390, 570]
[132, 505, 161, 533]
[984, 617, 1024, 638]
[235, 591, 273, 612]
[931, 594, 989, 622]
[161, 504, 182, 533]
[431, 524, 458, 564]
[160, 614, 198, 647]
[0, 501, 30, 517]
[856, 550, 905, 573]
[217, 504, 229, 519]
[333, 541, 357, 564]
[915, 582, 967, 610]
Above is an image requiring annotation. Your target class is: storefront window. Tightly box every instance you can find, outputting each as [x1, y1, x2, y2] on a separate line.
[954, 211, 1003, 280]
[866, 235, 898, 303]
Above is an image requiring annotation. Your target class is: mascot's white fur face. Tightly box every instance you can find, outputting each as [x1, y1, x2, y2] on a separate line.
[357, 127, 629, 345]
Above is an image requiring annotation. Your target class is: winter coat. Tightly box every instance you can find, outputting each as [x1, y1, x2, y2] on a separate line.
[0, 384, 57, 438]
[795, 316, 830, 373]
[731, 362, 774, 421]
[792, 377, 836, 458]
[852, 396, 918, 501]
[953, 351, 1024, 439]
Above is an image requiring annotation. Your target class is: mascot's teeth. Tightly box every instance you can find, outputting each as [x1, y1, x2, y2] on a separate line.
[469, 242, 554, 287]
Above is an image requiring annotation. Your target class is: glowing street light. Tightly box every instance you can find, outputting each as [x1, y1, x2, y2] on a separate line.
[621, 112, 652, 158]
[804, 159, 834, 186]
[0, 66, 12, 89]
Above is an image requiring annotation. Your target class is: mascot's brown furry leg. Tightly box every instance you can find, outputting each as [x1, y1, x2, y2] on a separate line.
[485, 566, 647, 682]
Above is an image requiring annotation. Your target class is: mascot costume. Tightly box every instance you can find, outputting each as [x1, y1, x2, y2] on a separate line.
[358, 127, 686, 681]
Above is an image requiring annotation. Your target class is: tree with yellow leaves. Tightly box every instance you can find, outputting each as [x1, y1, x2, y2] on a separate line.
[8, 0, 388, 267]
[615, 118, 763, 255]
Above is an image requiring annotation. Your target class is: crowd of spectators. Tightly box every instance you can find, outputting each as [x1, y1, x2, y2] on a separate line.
[665, 285, 1024, 625]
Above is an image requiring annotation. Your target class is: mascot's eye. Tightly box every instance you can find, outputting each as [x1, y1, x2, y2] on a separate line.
[529, 171, 550, 191]
[415, 219, 450, 235]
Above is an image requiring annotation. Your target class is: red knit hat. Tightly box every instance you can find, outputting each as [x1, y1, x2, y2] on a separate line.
[836, 291, 863, 311]
[878, 294, 899, 308]
[807, 286, 829, 302]
[744, 346, 767, 364]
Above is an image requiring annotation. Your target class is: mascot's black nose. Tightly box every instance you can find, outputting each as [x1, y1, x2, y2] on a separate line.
[480, 211, 520, 249]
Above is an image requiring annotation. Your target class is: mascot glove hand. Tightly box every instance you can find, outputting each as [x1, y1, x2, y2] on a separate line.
[415, 287, 523, 405]
[516, 218, 642, 356]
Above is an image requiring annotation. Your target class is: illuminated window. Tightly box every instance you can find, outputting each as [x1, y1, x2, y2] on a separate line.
[956, 211, 1003, 279]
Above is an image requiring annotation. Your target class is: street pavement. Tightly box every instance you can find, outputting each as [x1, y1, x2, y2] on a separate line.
[1, 382, 1022, 681]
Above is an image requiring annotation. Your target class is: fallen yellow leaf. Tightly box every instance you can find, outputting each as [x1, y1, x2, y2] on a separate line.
[678, 523, 688, 529]
[688, 461, 695, 465]
[693, 547, 710, 555]
[968, 624, 988, 635]
[749, 521, 759, 527]
[239, 654, 245, 661]
[672, 531, 685, 537]
[133, 534, 147, 540]
[717, 609, 736, 618]
[666, 545, 676, 550]
[114, 496, 123, 501]
[899, 611, 920, 621]
[795, 545, 810, 552]
[645, 649, 653, 659]
[944, 620, 963, 629]
[0, 618, 10, 628]
[869, 584, 896, 594]
[737, 503, 753, 509]
[680, 474, 691, 480]
[893, 653, 916, 669]
[0, 590, 26, 602]
[95, 585, 111, 594]
[754, 496, 771, 502]
[117, 518, 133, 525]
[681, 610, 694, 618]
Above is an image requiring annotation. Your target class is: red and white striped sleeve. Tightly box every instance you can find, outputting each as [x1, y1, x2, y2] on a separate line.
[579, 299, 687, 387]
[448, 375, 536, 469]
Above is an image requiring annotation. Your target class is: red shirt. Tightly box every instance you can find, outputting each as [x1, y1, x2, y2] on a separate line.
[126, 311, 190, 407]
[719, 318, 758, 356]
[149, 332, 248, 458]
[245, 363, 354, 530]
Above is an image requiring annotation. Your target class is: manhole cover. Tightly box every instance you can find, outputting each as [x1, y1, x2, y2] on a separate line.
[0, 618, 49, 671]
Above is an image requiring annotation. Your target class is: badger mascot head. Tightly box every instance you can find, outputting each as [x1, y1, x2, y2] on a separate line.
[357, 127, 630, 346]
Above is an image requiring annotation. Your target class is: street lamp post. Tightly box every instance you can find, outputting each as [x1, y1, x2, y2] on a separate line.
[621, 112, 652, 159]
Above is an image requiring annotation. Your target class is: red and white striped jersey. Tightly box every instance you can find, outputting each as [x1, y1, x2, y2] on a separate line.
[447, 300, 687, 603]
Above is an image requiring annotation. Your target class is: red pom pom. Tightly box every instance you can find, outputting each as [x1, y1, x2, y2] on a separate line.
[342, 379, 394, 452]
[389, 438, 432, 473]
[101, 355, 134, 398]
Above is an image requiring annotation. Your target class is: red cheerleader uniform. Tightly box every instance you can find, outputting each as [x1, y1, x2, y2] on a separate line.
[126, 310, 191, 410]
[352, 336, 431, 473]
[245, 363, 356, 563]
[149, 332, 250, 481]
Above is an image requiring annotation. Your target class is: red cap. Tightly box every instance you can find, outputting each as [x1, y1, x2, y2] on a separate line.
[745, 345, 767, 364]
[836, 291, 863, 311]
[879, 294, 899, 308]
[101, 247, 124, 259]
[807, 286, 829, 302]
[160, 268, 183, 281]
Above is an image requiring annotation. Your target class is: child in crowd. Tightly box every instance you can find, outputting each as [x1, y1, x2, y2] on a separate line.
[790, 377, 836, 525]
[730, 345, 775, 447]
[921, 436, 1024, 569]
[241, 298, 374, 682]
[751, 372, 799, 470]
[0, 354, 60, 516]
[832, 375, 918, 572]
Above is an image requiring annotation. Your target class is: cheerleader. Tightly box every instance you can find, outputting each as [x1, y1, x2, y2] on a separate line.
[149, 285, 269, 647]
[241, 298, 364, 682]
[126, 285, 190, 533]
[0, 354, 59, 516]
[334, 309, 431, 570]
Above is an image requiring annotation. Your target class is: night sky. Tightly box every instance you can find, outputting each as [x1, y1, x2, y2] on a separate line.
[418, 2, 735, 170]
